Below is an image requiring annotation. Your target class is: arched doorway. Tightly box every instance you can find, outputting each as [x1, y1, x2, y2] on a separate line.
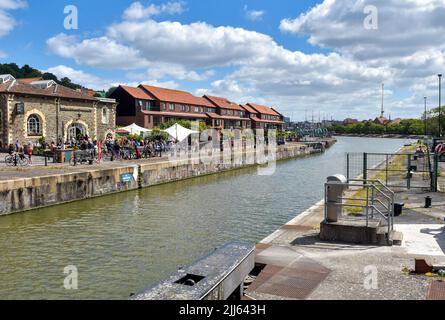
[67, 123, 87, 141]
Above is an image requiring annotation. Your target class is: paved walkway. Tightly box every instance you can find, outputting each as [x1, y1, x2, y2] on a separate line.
[246, 188, 445, 300]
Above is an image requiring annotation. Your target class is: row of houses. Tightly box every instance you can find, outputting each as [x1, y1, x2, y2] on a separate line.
[110, 84, 284, 131]
[0, 74, 284, 147]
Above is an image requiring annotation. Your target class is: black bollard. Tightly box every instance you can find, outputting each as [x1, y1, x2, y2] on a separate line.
[425, 196, 432, 208]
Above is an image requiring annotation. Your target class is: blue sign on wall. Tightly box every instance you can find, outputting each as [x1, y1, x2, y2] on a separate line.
[121, 173, 133, 183]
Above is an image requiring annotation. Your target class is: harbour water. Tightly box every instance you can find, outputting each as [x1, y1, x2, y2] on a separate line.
[0, 137, 408, 299]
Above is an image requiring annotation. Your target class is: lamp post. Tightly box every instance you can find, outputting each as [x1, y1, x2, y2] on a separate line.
[439, 74, 442, 137]
[424, 96, 428, 136]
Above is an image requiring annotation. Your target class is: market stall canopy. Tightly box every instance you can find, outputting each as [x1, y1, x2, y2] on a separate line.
[117, 123, 151, 135]
[163, 123, 199, 142]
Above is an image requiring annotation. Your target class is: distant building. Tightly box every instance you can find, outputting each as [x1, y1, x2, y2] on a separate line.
[0, 74, 116, 147]
[374, 116, 391, 125]
[389, 118, 402, 125]
[343, 118, 359, 125]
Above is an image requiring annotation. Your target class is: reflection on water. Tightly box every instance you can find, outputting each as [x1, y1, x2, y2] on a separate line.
[0, 137, 406, 299]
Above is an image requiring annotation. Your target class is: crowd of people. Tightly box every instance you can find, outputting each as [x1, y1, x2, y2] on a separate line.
[3, 134, 178, 166]
[103, 136, 176, 160]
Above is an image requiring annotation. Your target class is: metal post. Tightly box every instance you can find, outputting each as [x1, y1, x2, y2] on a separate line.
[434, 153, 439, 192]
[371, 186, 375, 219]
[439, 74, 443, 137]
[407, 154, 412, 190]
[346, 153, 350, 182]
[386, 154, 389, 185]
[365, 186, 369, 227]
[425, 96, 428, 136]
[363, 153, 368, 185]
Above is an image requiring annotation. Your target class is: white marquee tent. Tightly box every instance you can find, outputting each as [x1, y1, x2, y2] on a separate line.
[163, 123, 199, 142]
[117, 123, 152, 135]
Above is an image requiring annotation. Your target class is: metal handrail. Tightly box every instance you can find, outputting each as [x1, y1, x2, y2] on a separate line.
[348, 178, 394, 197]
[324, 180, 395, 237]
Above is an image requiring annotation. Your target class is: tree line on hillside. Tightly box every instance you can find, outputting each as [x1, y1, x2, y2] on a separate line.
[0, 63, 83, 90]
[332, 107, 445, 136]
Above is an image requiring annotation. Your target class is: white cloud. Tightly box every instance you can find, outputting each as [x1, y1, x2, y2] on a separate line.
[0, 0, 26, 37]
[123, 1, 185, 20]
[280, 0, 445, 61]
[243, 5, 265, 21]
[46, 0, 445, 120]
[138, 63, 214, 81]
[45, 65, 117, 90]
[0, 0, 26, 10]
[47, 34, 148, 69]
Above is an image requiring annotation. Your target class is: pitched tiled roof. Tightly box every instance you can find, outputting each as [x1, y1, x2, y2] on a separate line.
[0, 79, 96, 101]
[140, 84, 214, 107]
[120, 85, 154, 100]
[247, 103, 281, 116]
[203, 95, 244, 111]
[240, 104, 258, 114]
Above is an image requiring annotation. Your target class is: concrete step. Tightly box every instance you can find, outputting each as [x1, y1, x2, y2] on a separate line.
[391, 231, 404, 246]
[376, 228, 404, 246]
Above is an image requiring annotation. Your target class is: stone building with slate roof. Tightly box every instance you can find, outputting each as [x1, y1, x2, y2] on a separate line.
[0, 74, 117, 147]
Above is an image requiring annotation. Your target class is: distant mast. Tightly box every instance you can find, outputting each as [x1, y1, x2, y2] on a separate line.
[381, 83, 385, 118]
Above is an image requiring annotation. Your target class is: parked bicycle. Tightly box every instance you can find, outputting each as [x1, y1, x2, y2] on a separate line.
[5, 152, 29, 167]
[70, 149, 98, 166]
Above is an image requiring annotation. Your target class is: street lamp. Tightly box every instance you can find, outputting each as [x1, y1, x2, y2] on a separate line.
[424, 96, 428, 136]
[439, 74, 443, 137]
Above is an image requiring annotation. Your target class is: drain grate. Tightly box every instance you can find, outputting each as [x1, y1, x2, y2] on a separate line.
[250, 257, 330, 299]
[427, 281, 445, 300]
[246, 265, 284, 292]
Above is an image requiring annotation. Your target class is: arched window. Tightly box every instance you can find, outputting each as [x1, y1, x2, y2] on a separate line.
[27, 115, 42, 136]
[102, 107, 108, 124]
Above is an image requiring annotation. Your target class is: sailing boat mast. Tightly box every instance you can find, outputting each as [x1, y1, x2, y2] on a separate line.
[381, 83, 385, 118]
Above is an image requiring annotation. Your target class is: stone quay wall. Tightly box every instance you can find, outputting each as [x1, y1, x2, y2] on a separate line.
[0, 138, 336, 216]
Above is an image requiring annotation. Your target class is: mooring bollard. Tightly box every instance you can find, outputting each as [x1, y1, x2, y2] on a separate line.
[425, 196, 432, 208]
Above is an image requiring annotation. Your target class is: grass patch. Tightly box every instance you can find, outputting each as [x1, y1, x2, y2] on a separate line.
[344, 142, 427, 215]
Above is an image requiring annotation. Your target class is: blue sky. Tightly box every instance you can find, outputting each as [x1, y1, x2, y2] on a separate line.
[1, 0, 445, 121]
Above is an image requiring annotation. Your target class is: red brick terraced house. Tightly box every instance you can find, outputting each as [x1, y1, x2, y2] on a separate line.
[242, 103, 285, 130]
[111, 84, 285, 131]
[111, 85, 216, 129]
[203, 95, 251, 130]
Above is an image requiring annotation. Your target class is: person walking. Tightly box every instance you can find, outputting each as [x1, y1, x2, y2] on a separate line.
[27, 141, 34, 164]
[15, 140, 21, 152]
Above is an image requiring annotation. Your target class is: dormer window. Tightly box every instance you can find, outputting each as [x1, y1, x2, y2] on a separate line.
[30, 80, 57, 89]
